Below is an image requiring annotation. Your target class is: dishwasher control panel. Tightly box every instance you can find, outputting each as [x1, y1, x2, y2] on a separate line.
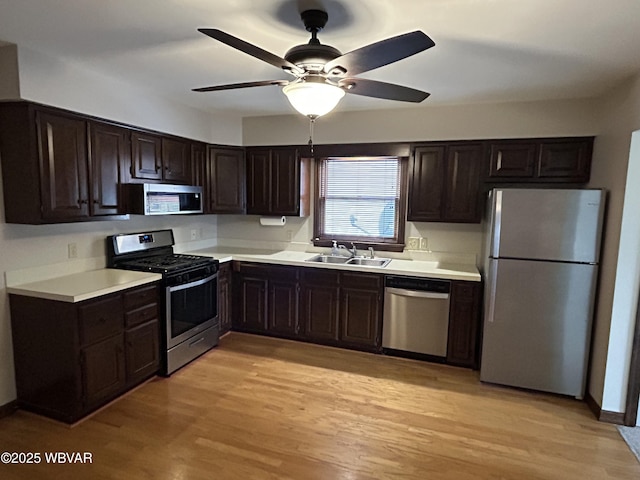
[384, 275, 450, 293]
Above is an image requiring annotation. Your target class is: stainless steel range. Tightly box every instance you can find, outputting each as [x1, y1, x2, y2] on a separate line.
[107, 229, 219, 375]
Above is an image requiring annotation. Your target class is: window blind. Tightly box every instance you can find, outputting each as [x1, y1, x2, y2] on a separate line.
[318, 157, 401, 240]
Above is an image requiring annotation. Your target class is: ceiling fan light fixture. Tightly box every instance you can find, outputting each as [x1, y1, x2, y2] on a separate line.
[282, 81, 345, 118]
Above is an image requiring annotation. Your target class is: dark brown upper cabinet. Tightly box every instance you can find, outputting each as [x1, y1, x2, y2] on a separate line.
[89, 121, 129, 216]
[37, 110, 90, 221]
[130, 131, 162, 181]
[130, 133, 191, 184]
[205, 146, 246, 214]
[0, 102, 127, 224]
[487, 137, 592, 183]
[245, 147, 310, 216]
[162, 137, 191, 184]
[408, 143, 483, 223]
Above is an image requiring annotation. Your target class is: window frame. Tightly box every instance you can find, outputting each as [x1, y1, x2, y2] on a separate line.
[312, 156, 408, 252]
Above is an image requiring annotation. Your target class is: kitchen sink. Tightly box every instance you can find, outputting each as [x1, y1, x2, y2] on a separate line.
[347, 257, 392, 268]
[305, 254, 351, 264]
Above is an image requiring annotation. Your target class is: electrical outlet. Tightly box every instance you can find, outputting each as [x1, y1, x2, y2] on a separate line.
[68, 243, 78, 259]
[419, 237, 429, 251]
[190, 229, 198, 240]
[407, 237, 420, 250]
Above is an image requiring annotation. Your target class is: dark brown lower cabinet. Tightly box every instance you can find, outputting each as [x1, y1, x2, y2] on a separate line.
[267, 267, 299, 336]
[233, 263, 268, 333]
[339, 272, 383, 350]
[231, 262, 481, 366]
[82, 333, 126, 409]
[447, 281, 482, 369]
[233, 263, 299, 338]
[125, 321, 160, 385]
[10, 283, 160, 423]
[218, 262, 232, 336]
[300, 269, 340, 342]
[234, 263, 382, 352]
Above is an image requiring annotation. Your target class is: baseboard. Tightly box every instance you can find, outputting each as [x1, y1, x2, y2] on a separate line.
[584, 391, 625, 425]
[0, 400, 17, 419]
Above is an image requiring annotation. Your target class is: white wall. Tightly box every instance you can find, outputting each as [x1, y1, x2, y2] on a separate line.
[16, 45, 243, 145]
[0, 44, 20, 99]
[242, 98, 600, 146]
[587, 74, 640, 413]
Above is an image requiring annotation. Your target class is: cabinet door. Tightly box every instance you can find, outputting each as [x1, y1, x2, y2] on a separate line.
[446, 281, 482, 369]
[125, 320, 160, 384]
[218, 263, 232, 336]
[246, 149, 271, 214]
[300, 270, 340, 342]
[443, 144, 483, 223]
[89, 121, 128, 215]
[267, 267, 299, 336]
[488, 142, 537, 179]
[36, 110, 89, 220]
[538, 139, 591, 182]
[339, 273, 383, 349]
[81, 333, 126, 408]
[162, 137, 191, 184]
[233, 268, 268, 332]
[131, 131, 162, 180]
[407, 146, 445, 221]
[271, 147, 300, 215]
[191, 142, 207, 191]
[207, 147, 246, 213]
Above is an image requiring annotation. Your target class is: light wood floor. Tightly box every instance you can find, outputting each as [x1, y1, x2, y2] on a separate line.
[0, 332, 638, 479]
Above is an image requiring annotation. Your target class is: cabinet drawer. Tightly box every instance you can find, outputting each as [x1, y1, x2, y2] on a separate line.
[79, 295, 123, 346]
[123, 284, 158, 311]
[341, 272, 383, 290]
[300, 268, 340, 286]
[452, 282, 476, 300]
[125, 303, 159, 329]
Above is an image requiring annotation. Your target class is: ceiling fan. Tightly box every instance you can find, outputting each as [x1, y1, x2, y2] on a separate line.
[193, 9, 435, 118]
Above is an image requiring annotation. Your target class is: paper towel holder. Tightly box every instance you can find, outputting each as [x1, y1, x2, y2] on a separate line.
[259, 216, 286, 227]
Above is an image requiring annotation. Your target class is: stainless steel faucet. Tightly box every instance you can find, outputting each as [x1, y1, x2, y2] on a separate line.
[368, 246, 375, 258]
[350, 242, 358, 257]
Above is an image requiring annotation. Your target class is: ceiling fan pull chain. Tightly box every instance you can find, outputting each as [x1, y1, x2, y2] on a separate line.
[308, 116, 316, 156]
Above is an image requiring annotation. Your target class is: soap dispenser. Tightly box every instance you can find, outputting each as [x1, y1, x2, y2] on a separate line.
[331, 240, 339, 256]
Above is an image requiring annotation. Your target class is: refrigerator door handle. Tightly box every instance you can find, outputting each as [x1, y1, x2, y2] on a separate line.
[490, 190, 503, 258]
[485, 262, 498, 323]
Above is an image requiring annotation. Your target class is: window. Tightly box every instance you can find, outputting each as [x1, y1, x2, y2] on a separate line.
[314, 156, 407, 251]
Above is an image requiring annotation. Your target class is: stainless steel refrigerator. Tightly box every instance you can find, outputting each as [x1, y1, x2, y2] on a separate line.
[480, 188, 605, 398]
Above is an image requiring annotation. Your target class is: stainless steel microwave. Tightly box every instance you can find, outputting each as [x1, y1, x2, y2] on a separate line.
[122, 183, 203, 215]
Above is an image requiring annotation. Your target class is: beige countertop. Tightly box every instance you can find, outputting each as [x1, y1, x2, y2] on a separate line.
[188, 247, 481, 282]
[6, 269, 162, 303]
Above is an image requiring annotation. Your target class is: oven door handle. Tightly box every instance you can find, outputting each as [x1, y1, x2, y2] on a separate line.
[168, 273, 217, 292]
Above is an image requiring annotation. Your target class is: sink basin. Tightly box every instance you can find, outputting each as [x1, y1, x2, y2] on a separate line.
[346, 257, 391, 268]
[305, 254, 351, 264]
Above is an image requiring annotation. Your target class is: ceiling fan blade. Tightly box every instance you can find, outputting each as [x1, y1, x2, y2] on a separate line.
[193, 79, 289, 93]
[324, 31, 435, 77]
[338, 78, 429, 103]
[198, 28, 303, 75]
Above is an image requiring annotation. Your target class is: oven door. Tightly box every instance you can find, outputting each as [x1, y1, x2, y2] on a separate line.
[165, 273, 218, 349]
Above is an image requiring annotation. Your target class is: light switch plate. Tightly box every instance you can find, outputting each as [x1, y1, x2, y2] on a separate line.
[407, 237, 420, 250]
[419, 237, 429, 250]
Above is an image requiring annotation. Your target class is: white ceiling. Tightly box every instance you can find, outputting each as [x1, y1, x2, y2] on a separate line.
[1, 0, 640, 117]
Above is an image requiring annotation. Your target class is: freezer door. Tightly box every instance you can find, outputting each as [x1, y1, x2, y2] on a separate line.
[481, 258, 597, 398]
[490, 189, 604, 263]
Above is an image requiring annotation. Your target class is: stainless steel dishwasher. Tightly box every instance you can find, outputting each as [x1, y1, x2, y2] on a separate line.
[382, 276, 451, 357]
